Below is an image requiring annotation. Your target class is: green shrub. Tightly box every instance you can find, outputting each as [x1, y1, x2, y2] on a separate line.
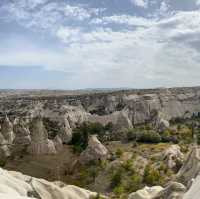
[71, 124, 89, 152]
[116, 148, 123, 158]
[126, 129, 138, 141]
[0, 160, 6, 167]
[143, 164, 161, 186]
[196, 130, 200, 145]
[122, 160, 133, 172]
[111, 168, 123, 188]
[126, 128, 162, 143]
[104, 122, 114, 131]
[139, 131, 161, 143]
[113, 185, 125, 195]
[126, 174, 142, 192]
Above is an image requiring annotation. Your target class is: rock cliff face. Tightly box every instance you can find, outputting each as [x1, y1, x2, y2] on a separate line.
[0, 87, 200, 159]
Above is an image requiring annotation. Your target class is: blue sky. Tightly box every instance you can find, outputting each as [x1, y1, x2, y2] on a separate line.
[0, 0, 200, 89]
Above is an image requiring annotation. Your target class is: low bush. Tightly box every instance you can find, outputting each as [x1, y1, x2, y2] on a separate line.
[0, 159, 6, 167]
[122, 160, 133, 172]
[116, 148, 123, 158]
[143, 164, 162, 186]
[110, 168, 123, 188]
[113, 185, 125, 195]
[126, 174, 142, 192]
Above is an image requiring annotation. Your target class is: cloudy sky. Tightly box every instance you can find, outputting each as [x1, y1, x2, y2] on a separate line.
[0, 0, 200, 89]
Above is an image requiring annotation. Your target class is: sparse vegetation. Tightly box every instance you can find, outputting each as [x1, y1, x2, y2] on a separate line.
[143, 164, 162, 186]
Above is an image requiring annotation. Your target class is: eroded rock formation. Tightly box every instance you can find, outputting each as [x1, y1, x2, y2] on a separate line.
[163, 145, 184, 170]
[128, 186, 163, 199]
[79, 135, 109, 164]
[1, 116, 15, 145]
[12, 119, 31, 155]
[0, 167, 105, 199]
[177, 145, 200, 186]
[27, 116, 57, 155]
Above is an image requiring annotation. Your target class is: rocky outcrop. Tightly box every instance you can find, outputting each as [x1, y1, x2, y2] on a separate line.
[155, 182, 186, 199]
[28, 116, 57, 155]
[155, 112, 170, 132]
[128, 186, 163, 199]
[0, 167, 104, 199]
[183, 174, 200, 199]
[79, 135, 109, 164]
[42, 105, 89, 144]
[1, 116, 15, 144]
[0, 133, 10, 160]
[53, 135, 63, 152]
[163, 145, 184, 170]
[177, 145, 200, 186]
[175, 146, 200, 199]
[12, 119, 31, 155]
[128, 182, 186, 199]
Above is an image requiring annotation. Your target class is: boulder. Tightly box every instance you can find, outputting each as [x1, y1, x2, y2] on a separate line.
[155, 182, 186, 199]
[79, 135, 109, 164]
[163, 145, 184, 170]
[128, 186, 163, 199]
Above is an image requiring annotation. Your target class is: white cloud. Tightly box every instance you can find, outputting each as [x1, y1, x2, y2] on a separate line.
[42, 11, 200, 87]
[91, 15, 155, 27]
[196, 0, 200, 6]
[1, 1, 200, 88]
[130, 0, 148, 8]
[1, 1, 103, 31]
[160, 1, 169, 13]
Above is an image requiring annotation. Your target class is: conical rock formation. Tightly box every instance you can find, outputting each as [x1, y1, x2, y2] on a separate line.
[79, 135, 109, 164]
[28, 116, 57, 155]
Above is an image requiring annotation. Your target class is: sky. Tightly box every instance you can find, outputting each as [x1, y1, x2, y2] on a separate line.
[0, 0, 200, 89]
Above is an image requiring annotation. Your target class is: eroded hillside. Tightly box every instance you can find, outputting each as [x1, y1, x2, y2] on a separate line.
[1, 88, 200, 198]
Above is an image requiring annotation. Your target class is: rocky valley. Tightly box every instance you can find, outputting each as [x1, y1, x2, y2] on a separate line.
[1, 87, 200, 199]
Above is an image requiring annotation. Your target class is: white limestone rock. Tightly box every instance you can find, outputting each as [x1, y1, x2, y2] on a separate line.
[177, 145, 200, 186]
[128, 186, 163, 199]
[13, 119, 31, 154]
[0, 132, 10, 159]
[28, 116, 56, 155]
[155, 182, 186, 199]
[53, 135, 63, 152]
[1, 116, 15, 144]
[0, 167, 104, 199]
[183, 174, 200, 199]
[79, 135, 109, 164]
[163, 145, 184, 170]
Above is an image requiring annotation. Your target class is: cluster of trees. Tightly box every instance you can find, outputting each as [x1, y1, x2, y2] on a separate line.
[126, 128, 178, 144]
